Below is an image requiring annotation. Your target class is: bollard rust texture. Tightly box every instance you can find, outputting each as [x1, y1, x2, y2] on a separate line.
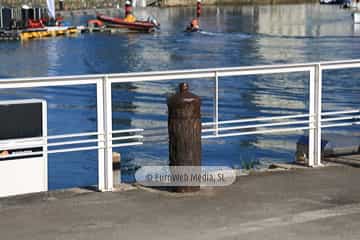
[167, 83, 201, 192]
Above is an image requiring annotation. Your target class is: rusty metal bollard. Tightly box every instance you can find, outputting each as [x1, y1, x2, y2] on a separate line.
[167, 83, 202, 193]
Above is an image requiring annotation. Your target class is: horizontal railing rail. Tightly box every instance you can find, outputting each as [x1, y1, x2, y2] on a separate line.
[1, 59, 360, 192]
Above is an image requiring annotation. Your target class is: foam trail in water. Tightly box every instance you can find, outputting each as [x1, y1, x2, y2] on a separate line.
[200, 31, 252, 39]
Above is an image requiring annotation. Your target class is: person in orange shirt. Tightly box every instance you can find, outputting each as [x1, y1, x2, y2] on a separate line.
[189, 18, 200, 31]
[186, 0, 202, 32]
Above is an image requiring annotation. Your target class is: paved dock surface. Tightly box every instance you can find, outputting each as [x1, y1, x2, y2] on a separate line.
[1, 166, 360, 240]
[326, 154, 360, 168]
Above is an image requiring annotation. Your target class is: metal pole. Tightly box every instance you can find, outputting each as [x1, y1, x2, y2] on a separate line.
[1, 7, 4, 30]
[96, 76, 114, 191]
[43, 101, 48, 191]
[96, 79, 105, 191]
[103, 76, 113, 191]
[214, 71, 219, 136]
[308, 65, 322, 167]
[308, 68, 316, 167]
[314, 64, 323, 166]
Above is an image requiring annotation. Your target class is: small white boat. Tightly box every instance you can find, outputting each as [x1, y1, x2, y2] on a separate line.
[353, 11, 360, 23]
[343, 0, 360, 8]
[320, 0, 337, 4]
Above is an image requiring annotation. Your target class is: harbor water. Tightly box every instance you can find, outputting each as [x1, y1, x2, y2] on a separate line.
[1, 4, 360, 189]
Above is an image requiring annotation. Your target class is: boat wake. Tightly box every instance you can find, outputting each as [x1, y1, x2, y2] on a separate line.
[199, 31, 252, 39]
[199, 31, 360, 40]
[255, 32, 360, 40]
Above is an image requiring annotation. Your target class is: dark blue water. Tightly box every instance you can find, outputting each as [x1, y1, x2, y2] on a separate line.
[1, 4, 360, 189]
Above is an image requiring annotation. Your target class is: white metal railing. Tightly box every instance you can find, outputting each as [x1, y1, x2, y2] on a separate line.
[1, 59, 360, 192]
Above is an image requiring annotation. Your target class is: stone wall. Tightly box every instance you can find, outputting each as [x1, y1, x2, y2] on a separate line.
[0, 0, 317, 9]
[0, 0, 124, 10]
[161, 0, 316, 6]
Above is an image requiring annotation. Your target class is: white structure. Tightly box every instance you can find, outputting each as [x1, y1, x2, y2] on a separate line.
[46, 0, 55, 19]
[0, 99, 47, 198]
[353, 12, 360, 24]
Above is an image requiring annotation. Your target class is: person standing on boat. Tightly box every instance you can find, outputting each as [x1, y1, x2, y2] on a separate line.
[124, 0, 136, 23]
[186, 0, 202, 32]
[196, 0, 202, 18]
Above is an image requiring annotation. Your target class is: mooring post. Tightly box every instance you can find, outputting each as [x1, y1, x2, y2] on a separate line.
[167, 83, 202, 193]
[113, 152, 121, 186]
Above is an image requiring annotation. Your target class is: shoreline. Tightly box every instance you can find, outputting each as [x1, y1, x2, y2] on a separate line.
[56, 1, 320, 17]
[1, 0, 319, 11]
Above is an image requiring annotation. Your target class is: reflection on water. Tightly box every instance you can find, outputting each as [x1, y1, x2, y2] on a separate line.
[1, 4, 360, 188]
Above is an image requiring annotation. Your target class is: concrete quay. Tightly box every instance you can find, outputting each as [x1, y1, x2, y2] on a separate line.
[1, 165, 360, 240]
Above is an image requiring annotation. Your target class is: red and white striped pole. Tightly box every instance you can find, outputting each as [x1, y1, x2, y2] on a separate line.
[196, 0, 202, 18]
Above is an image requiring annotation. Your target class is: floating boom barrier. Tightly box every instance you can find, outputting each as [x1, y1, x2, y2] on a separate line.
[0, 25, 161, 41]
[0, 26, 80, 41]
[19, 26, 79, 40]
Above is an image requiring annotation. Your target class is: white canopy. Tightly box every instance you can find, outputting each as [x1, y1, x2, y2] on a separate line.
[47, 0, 56, 19]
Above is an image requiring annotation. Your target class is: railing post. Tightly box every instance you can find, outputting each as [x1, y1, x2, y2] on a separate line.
[97, 79, 105, 191]
[315, 64, 323, 167]
[103, 76, 114, 191]
[308, 64, 322, 167]
[43, 101, 48, 191]
[96, 76, 113, 191]
[214, 71, 219, 136]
